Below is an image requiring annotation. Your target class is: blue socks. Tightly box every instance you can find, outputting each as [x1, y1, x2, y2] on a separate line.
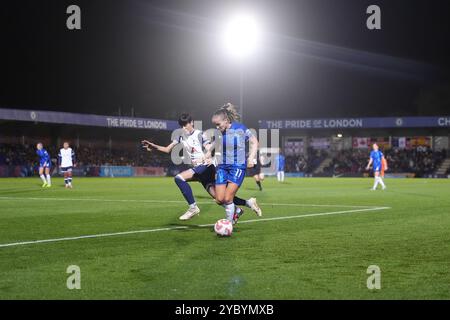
[174, 175, 196, 205]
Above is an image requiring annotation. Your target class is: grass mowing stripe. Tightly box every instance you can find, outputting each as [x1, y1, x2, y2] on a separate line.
[0, 206, 390, 248]
[0, 196, 383, 208]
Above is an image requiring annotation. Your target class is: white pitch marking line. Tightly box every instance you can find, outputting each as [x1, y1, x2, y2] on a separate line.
[0, 196, 383, 209]
[199, 206, 391, 227]
[0, 226, 189, 248]
[0, 206, 390, 248]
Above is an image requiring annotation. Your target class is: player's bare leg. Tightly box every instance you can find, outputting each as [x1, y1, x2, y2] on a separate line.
[207, 185, 260, 217]
[215, 182, 242, 225]
[254, 175, 262, 191]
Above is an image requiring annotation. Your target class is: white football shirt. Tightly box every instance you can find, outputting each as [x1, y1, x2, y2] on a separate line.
[172, 129, 209, 166]
[59, 147, 75, 167]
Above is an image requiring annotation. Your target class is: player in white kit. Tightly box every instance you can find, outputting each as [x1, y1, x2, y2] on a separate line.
[142, 113, 261, 221]
[58, 141, 76, 188]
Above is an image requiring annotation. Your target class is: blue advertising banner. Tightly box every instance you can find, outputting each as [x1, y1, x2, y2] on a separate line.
[99, 166, 134, 177]
[0, 107, 179, 131]
[259, 117, 450, 129]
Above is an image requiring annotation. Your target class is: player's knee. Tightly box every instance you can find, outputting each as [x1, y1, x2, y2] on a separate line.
[215, 194, 226, 204]
[224, 194, 234, 204]
[174, 174, 183, 184]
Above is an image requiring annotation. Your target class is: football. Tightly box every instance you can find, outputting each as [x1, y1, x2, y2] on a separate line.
[214, 219, 233, 236]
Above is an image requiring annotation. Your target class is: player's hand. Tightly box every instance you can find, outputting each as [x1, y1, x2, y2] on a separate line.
[203, 157, 213, 166]
[365, 166, 370, 171]
[141, 140, 155, 151]
[247, 158, 255, 168]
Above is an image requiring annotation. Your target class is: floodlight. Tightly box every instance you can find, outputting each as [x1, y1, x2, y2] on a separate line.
[222, 13, 261, 60]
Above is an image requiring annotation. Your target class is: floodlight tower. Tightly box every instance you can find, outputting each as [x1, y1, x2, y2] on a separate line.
[222, 13, 262, 122]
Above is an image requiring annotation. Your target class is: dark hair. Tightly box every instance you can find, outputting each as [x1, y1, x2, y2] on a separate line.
[213, 103, 240, 122]
[178, 113, 193, 127]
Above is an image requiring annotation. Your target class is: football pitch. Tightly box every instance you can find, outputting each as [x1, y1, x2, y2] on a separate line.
[0, 177, 449, 299]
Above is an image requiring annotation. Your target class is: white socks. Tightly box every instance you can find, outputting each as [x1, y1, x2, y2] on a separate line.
[224, 203, 235, 221]
[46, 174, 51, 185]
[189, 203, 197, 209]
[373, 177, 386, 190]
[277, 171, 285, 182]
[378, 177, 386, 189]
[40, 175, 46, 184]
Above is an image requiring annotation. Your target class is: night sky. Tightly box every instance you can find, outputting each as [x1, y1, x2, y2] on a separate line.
[1, 0, 449, 127]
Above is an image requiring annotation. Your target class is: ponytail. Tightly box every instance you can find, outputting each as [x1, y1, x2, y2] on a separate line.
[213, 103, 241, 122]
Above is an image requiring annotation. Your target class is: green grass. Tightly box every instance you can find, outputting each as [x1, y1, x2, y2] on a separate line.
[0, 177, 449, 299]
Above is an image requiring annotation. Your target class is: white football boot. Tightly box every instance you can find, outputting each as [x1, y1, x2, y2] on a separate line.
[247, 197, 262, 217]
[179, 206, 200, 220]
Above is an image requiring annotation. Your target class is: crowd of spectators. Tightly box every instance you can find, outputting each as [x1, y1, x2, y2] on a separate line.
[284, 148, 329, 174]
[1, 143, 449, 177]
[0, 143, 171, 169]
[323, 147, 448, 177]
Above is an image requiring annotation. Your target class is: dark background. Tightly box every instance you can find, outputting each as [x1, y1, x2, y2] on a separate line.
[1, 0, 449, 128]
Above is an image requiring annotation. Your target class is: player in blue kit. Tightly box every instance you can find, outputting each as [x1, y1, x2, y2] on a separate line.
[141, 113, 261, 221]
[366, 143, 387, 190]
[276, 152, 286, 182]
[36, 142, 52, 187]
[211, 103, 260, 224]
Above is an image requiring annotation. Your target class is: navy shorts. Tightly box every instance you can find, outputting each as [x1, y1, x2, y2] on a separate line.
[216, 166, 246, 187]
[192, 165, 216, 190]
[61, 166, 73, 173]
[246, 163, 261, 177]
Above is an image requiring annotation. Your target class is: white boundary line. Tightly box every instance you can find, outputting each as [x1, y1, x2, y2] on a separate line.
[0, 206, 390, 248]
[0, 196, 382, 209]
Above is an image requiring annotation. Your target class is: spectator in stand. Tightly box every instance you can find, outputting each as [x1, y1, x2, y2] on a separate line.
[1, 143, 446, 177]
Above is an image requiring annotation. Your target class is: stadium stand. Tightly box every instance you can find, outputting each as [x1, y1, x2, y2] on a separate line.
[322, 148, 447, 177]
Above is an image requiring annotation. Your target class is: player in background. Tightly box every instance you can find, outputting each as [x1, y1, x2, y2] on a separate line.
[211, 103, 259, 224]
[58, 142, 76, 189]
[276, 152, 286, 182]
[36, 143, 52, 187]
[247, 153, 264, 191]
[141, 113, 261, 221]
[365, 143, 387, 190]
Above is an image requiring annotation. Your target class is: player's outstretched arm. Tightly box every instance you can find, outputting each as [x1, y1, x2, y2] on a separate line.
[247, 136, 259, 168]
[141, 140, 176, 154]
[203, 142, 215, 164]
